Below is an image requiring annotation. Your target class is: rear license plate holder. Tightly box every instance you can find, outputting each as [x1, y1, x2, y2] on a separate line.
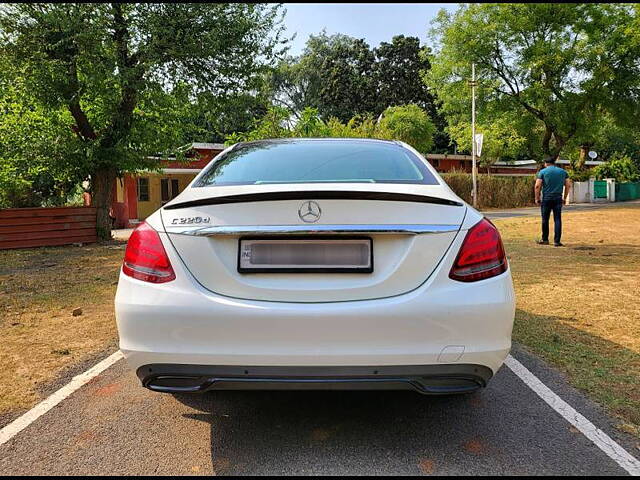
[238, 236, 373, 273]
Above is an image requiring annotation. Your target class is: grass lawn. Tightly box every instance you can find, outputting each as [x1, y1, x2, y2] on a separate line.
[0, 242, 124, 421]
[0, 205, 638, 437]
[494, 204, 640, 436]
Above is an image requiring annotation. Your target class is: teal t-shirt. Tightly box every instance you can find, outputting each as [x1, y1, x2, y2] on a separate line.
[537, 165, 568, 198]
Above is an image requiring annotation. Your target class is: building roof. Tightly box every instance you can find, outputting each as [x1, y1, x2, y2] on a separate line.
[493, 159, 604, 167]
[234, 138, 400, 148]
[190, 142, 226, 150]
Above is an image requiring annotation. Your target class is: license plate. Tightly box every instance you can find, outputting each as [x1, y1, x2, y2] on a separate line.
[238, 237, 373, 273]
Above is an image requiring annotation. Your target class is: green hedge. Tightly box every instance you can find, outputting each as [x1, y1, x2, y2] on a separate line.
[441, 172, 535, 209]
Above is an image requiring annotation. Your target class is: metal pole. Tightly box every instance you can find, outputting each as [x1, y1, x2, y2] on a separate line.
[471, 63, 478, 208]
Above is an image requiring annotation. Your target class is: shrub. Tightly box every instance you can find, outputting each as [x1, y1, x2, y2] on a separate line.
[567, 168, 595, 182]
[592, 153, 640, 183]
[442, 171, 535, 209]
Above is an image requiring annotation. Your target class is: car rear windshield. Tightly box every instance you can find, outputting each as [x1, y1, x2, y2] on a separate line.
[195, 140, 439, 186]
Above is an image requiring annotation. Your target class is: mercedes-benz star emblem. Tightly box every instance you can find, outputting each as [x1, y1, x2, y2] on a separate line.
[298, 200, 322, 223]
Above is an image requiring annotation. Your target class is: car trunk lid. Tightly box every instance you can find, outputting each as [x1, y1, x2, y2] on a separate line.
[161, 183, 466, 302]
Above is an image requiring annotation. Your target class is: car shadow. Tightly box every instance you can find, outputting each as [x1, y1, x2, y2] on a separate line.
[174, 388, 478, 475]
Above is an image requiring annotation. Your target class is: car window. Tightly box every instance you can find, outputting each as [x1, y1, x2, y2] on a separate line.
[195, 140, 439, 186]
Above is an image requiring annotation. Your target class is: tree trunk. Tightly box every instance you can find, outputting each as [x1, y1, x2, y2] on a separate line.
[575, 144, 591, 171]
[92, 167, 117, 240]
[541, 125, 553, 159]
[550, 132, 565, 162]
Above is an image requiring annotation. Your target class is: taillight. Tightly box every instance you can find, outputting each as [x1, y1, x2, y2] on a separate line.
[122, 222, 176, 283]
[449, 218, 507, 282]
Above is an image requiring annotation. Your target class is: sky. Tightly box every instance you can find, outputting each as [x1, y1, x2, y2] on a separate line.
[282, 3, 459, 55]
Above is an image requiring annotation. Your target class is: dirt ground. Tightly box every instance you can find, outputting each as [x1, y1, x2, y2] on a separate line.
[494, 204, 640, 435]
[0, 242, 124, 419]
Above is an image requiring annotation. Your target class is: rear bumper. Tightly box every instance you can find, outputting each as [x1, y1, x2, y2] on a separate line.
[137, 363, 493, 395]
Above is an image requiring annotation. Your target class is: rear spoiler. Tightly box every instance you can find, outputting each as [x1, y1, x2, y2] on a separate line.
[163, 190, 464, 210]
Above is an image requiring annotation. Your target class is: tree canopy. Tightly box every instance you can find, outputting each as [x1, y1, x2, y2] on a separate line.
[266, 32, 449, 151]
[225, 104, 435, 154]
[426, 3, 640, 163]
[0, 3, 286, 237]
[267, 32, 378, 122]
[377, 104, 435, 153]
[0, 69, 82, 208]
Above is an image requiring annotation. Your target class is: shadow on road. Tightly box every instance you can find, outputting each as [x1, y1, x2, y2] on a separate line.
[174, 389, 478, 475]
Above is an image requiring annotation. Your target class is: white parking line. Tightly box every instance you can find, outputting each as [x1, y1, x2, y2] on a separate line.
[505, 355, 640, 476]
[0, 350, 123, 447]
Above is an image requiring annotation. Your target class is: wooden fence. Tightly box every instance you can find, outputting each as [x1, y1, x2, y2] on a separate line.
[0, 206, 97, 250]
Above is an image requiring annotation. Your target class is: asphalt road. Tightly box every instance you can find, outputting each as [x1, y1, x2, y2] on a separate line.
[0, 345, 637, 476]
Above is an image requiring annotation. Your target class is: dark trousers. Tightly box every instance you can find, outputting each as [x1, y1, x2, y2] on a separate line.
[541, 196, 563, 244]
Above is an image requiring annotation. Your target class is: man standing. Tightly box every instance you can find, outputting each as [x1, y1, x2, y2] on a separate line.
[535, 156, 571, 246]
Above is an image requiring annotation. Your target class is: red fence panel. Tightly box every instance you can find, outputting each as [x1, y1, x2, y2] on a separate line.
[0, 206, 97, 250]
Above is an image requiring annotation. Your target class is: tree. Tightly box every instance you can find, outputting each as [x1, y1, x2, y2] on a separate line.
[265, 55, 323, 117]
[563, 114, 640, 169]
[225, 104, 436, 154]
[378, 104, 435, 153]
[426, 3, 640, 163]
[0, 63, 86, 208]
[373, 36, 449, 151]
[265, 32, 376, 122]
[266, 32, 379, 122]
[0, 3, 286, 238]
[225, 106, 293, 144]
[266, 33, 449, 151]
[312, 33, 378, 122]
[373, 36, 432, 111]
[447, 114, 529, 172]
[176, 91, 271, 144]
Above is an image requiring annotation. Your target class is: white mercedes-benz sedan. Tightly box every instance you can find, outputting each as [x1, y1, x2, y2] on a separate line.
[115, 138, 515, 395]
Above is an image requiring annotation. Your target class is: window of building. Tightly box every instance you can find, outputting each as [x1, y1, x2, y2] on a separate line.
[161, 178, 180, 204]
[137, 177, 150, 202]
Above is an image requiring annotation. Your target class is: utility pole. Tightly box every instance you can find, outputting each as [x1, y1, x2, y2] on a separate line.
[470, 63, 478, 208]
